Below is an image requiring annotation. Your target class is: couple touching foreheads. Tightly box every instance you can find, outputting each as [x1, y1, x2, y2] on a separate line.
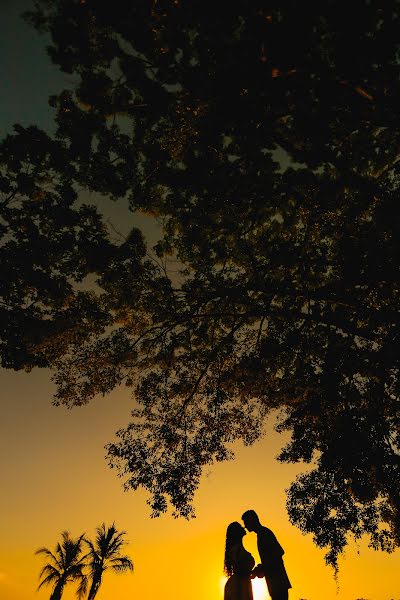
[224, 510, 291, 600]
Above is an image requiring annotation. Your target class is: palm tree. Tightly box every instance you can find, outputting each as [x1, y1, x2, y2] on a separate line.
[36, 531, 87, 600]
[85, 523, 133, 600]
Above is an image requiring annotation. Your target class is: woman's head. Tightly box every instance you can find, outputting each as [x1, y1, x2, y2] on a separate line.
[226, 521, 246, 542]
[224, 521, 246, 576]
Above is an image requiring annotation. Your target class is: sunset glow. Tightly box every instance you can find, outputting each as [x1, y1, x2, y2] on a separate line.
[220, 576, 270, 600]
[251, 577, 270, 600]
[1, 2, 400, 600]
[2, 370, 400, 600]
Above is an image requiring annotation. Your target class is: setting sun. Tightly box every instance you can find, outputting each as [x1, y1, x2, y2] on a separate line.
[220, 576, 270, 600]
[251, 577, 270, 600]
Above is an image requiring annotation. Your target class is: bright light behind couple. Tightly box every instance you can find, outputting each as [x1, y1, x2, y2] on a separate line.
[251, 577, 270, 600]
[220, 577, 270, 600]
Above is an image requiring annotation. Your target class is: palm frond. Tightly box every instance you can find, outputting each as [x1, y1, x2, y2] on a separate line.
[107, 533, 126, 556]
[38, 564, 59, 581]
[110, 556, 134, 573]
[35, 547, 63, 570]
[84, 538, 97, 553]
[75, 573, 88, 599]
[37, 570, 59, 590]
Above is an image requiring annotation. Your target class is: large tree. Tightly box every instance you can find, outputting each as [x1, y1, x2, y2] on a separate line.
[3, 0, 399, 569]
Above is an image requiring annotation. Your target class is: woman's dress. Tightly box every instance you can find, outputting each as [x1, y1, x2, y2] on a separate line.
[224, 544, 255, 600]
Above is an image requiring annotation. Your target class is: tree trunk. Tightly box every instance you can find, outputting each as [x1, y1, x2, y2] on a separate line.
[50, 581, 64, 600]
[88, 574, 102, 600]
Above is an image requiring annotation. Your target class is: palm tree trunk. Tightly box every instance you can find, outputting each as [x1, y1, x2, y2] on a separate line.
[50, 580, 64, 600]
[87, 574, 102, 600]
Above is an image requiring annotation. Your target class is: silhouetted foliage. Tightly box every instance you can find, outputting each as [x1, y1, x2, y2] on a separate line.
[85, 523, 133, 600]
[36, 531, 87, 600]
[36, 524, 133, 599]
[4, 0, 400, 569]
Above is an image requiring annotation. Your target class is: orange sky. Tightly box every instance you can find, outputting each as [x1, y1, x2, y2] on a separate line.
[1, 3, 399, 599]
[1, 368, 399, 600]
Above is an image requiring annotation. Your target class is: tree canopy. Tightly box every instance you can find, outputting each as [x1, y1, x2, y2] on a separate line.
[2, 0, 399, 569]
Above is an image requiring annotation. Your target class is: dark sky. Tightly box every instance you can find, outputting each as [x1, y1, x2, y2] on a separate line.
[0, 0, 70, 136]
[0, 0, 161, 243]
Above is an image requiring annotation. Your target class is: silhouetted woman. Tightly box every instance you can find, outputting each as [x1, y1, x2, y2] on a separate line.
[224, 522, 255, 600]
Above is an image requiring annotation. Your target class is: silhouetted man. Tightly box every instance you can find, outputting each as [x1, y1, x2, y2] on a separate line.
[242, 509, 291, 600]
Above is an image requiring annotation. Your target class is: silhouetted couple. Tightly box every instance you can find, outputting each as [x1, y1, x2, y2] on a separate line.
[224, 510, 291, 600]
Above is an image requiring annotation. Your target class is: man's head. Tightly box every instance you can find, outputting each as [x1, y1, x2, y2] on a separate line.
[242, 509, 261, 532]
